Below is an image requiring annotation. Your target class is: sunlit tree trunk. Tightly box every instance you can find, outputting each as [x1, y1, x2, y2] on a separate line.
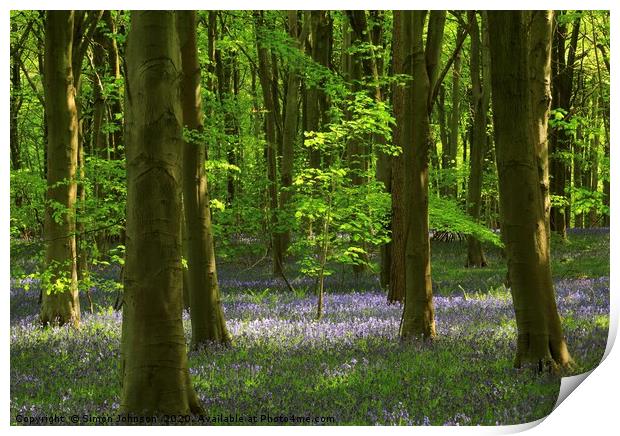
[178, 10, 231, 347]
[40, 10, 80, 327]
[121, 10, 202, 415]
[529, 10, 554, 258]
[488, 11, 571, 369]
[71, 11, 102, 289]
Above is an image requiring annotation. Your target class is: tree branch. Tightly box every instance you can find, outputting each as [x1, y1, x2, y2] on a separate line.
[429, 22, 470, 109]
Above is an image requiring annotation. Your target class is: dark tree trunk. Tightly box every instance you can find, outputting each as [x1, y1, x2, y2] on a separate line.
[488, 10, 571, 369]
[465, 11, 488, 268]
[306, 11, 332, 168]
[280, 11, 305, 253]
[550, 12, 580, 238]
[254, 11, 284, 276]
[10, 21, 22, 171]
[121, 10, 202, 415]
[399, 11, 445, 339]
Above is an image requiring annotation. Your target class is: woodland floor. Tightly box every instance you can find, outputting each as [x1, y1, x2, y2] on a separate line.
[9, 229, 610, 425]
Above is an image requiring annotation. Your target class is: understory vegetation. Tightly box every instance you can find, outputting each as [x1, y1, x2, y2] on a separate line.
[10, 230, 609, 425]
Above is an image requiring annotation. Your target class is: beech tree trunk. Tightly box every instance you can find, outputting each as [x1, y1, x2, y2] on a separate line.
[345, 11, 369, 189]
[103, 11, 123, 159]
[254, 11, 284, 276]
[280, 11, 303, 254]
[399, 11, 444, 339]
[214, 12, 240, 206]
[306, 11, 332, 168]
[445, 25, 462, 199]
[465, 11, 488, 268]
[550, 12, 580, 238]
[388, 11, 409, 305]
[178, 10, 231, 347]
[529, 11, 554, 246]
[121, 10, 202, 415]
[10, 20, 22, 172]
[91, 23, 108, 158]
[488, 10, 572, 369]
[40, 10, 80, 327]
[588, 97, 601, 226]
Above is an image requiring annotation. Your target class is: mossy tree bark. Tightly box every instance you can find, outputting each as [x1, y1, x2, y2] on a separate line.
[465, 11, 488, 268]
[121, 10, 202, 415]
[40, 10, 80, 327]
[488, 11, 572, 369]
[177, 10, 231, 347]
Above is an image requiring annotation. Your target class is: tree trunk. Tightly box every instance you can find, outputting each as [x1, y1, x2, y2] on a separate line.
[368, 13, 392, 289]
[121, 10, 202, 415]
[387, 12, 410, 305]
[254, 11, 284, 276]
[588, 98, 601, 226]
[550, 13, 580, 238]
[306, 11, 332, 168]
[40, 11, 80, 327]
[178, 10, 231, 347]
[91, 22, 109, 158]
[488, 10, 571, 369]
[344, 11, 373, 275]
[446, 28, 462, 199]
[573, 124, 584, 228]
[345, 11, 369, 190]
[280, 11, 303, 254]
[214, 12, 240, 206]
[102, 11, 123, 159]
[438, 85, 449, 172]
[529, 11, 554, 249]
[10, 20, 22, 171]
[35, 13, 49, 180]
[465, 11, 488, 268]
[399, 11, 444, 339]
